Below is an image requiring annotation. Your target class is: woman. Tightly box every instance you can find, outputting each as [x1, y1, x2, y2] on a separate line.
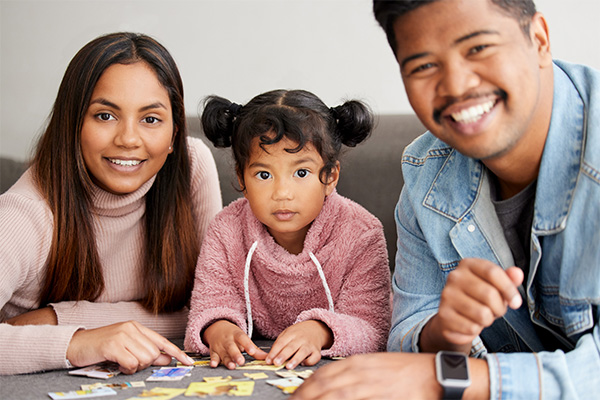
[0, 32, 222, 375]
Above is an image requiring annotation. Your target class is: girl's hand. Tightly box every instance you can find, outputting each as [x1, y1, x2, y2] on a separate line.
[266, 320, 333, 369]
[66, 321, 193, 374]
[5, 307, 58, 325]
[202, 320, 268, 369]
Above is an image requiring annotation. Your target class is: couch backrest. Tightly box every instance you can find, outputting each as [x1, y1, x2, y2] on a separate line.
[1, 114, 425, 270]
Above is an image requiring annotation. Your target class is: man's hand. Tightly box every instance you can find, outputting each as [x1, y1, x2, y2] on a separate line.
[291, 352, 490, 400]
[202, 320, 268, 369]
[421, 258, 524, 353]
[291, 352, 441, 400]
[67, 321, 194, 374]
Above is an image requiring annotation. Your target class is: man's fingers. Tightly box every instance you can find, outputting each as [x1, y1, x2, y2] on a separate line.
[505, 266, 524, 308]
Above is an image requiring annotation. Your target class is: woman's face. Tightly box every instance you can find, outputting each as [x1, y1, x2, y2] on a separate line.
[80, 62, 175, 195]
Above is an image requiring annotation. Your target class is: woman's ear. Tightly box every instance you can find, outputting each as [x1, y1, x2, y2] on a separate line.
[169, 126, 178, 154]
[324, 161, 340, 196]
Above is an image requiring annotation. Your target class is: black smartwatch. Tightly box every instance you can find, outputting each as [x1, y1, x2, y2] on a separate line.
[435, 351, 471, 400]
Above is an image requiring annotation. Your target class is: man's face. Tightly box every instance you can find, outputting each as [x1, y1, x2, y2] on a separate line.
[393, 0, 553, 162]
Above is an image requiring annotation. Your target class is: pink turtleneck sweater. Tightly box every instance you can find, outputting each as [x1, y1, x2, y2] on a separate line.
[0, 137, 222, 375]
[185, 192, 391, 357]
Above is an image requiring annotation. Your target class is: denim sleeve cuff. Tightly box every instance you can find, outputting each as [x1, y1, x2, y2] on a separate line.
[485, 352, 541, 400]
[411, 314, 487, 357]
[411, 313, 435, 353]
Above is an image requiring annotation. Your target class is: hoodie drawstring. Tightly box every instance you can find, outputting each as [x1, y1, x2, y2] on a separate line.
[244, 241, 258, 339]
[243, 241, 335, 339]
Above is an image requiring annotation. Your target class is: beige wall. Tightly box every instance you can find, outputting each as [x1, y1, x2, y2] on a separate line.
[1, 0, 599, 161]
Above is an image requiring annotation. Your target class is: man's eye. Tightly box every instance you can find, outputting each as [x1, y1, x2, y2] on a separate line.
[411, 62, 435, 74]
[469, 44, 489, 54]
[294, 169, 310, 178]
[256, 171, 271, 180]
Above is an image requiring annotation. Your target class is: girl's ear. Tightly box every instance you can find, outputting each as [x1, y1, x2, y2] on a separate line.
[324, 161, 340, 196]
[237, 171, 248, 198]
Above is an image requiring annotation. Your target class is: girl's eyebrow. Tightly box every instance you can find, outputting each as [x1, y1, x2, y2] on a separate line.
[247, 161, 269, 169]
[88, 98, 167, 112]
[292, 157, 319, 166]
[247, 157, 319, 170]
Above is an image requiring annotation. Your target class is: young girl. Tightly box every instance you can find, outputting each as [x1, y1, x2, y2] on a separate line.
[0, 32, 222, 375]
[185, 89, 391, 370]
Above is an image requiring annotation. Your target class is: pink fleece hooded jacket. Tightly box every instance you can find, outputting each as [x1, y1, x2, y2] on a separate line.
[185, 191, 391, 357]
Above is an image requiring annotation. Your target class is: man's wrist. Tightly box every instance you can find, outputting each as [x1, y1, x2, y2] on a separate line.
[435, 351, 471, 399]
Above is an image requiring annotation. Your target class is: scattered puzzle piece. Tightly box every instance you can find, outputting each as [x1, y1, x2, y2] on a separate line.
[126, 387, 185, 399]
[146, 367, 193, 381]
[48, 386, 116, 399]
[266, 377, 304, 394]
[235, 360, 284, 371]
[243, 372, 268, 380]
[184, 381, 255, 397]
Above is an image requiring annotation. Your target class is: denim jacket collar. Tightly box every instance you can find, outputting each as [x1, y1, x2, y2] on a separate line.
[534, 63, 584, 234]
[423, 63, 584, 236]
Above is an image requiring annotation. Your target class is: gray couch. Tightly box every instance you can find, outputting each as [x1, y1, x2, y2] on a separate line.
[0, 114, 426, 268]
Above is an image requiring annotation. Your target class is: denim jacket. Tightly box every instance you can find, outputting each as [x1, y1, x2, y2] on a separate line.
[389, 60, 600, 400]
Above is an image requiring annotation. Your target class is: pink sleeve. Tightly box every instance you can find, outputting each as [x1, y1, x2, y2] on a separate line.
[50, 301, 189, 339]
[295, 226, 391, 356]
[0, 179, 82, 375]
[0, 323, 82, 375]
[184, 217, 247, 354]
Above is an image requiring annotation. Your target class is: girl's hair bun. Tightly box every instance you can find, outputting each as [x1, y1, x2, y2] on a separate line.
[331, 100, 373, 147]
[201, 95, 241, 148]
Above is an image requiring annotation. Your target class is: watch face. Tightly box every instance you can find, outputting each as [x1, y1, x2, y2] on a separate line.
[440, 353, 469, 380]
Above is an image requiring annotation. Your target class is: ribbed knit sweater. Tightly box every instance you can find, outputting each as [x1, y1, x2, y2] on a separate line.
[185, 192, 391, 357]
[0, 137, 222, 375]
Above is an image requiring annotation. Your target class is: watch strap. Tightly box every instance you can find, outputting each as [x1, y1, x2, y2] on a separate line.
[442, 385, 466, 400]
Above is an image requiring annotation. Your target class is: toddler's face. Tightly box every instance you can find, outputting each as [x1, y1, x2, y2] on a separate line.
[241, 136, 338, 254]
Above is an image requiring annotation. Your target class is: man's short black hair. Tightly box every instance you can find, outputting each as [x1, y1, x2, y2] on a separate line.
[373, 0, 537, 55]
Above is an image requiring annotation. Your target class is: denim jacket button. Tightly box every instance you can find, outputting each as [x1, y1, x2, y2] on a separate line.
[467, 224, 475, 232]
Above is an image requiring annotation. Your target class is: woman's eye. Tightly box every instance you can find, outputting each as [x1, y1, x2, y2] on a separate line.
[96, 113, 114, 121]
[144, 116, 160, 124]
[294, 169, 310, 178]
[256, 171, 271, 180]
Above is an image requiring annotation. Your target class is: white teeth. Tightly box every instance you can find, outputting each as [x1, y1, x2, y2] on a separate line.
[109, 158, 141, 167]
[451, 100, 495, 123]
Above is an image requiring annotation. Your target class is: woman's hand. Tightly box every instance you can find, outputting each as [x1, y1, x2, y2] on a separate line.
[66, 321, 193, 374]
[5, 307, 58, 325]
[266, 320, 333, 369]
[202, 320, 268, 369]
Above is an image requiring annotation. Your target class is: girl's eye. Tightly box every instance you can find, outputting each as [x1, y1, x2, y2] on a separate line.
[256, 171, 271, 180]
[143, 116, 160, 124]
[96, 113, 114, 121]
[294, 169, 310, 178]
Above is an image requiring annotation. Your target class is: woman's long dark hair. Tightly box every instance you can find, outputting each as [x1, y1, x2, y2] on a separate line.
[33, 32, 198, 313]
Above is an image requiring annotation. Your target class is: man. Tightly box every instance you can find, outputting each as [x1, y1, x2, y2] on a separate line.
[292, 0, 600, 399]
